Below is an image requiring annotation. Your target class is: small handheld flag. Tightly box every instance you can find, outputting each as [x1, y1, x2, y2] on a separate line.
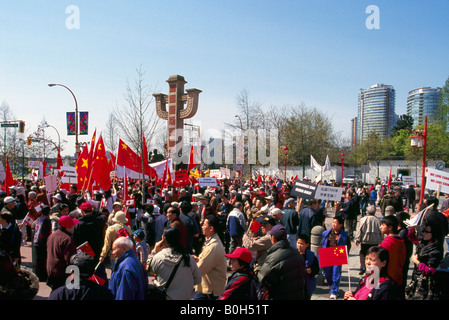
[318, 245, 348, 268]
[76, 241, 96, 257]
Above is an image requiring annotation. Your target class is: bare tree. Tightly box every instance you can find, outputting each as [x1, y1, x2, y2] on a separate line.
[104, 113, 118, 153]
[112, 66, 163, 154]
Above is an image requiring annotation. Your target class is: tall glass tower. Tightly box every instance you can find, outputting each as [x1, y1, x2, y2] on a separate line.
[407, 87, 441, 127]
[356, 84, 396, 143]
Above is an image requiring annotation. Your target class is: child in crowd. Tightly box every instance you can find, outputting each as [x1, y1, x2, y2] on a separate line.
[297, 234, 319, 300]
[321, 216, 351, 299]
[133, 229, 150, 267]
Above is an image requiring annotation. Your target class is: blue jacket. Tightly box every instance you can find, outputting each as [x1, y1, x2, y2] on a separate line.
[321, 228, 349, 249]
[304, 249, 318, 296]
[297, 207, 317, 238]
[109, 250, 148, 300]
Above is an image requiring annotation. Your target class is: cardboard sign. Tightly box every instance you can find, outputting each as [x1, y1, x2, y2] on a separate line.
[44, 175, 58, 193]
[290, 180, 317, 199]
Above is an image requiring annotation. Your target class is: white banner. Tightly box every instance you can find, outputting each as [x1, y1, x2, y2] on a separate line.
[198, 177, 218, 187]
[28, 161, 42, 168]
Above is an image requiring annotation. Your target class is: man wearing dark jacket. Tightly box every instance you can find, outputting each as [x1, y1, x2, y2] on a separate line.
[340, 191, 358, 241]
[297, 198, 320, 239]
[73, 202, 107, 259]
[257, 224, 306, 300]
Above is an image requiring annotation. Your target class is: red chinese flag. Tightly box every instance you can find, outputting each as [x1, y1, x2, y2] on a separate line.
[249, 220, 261, 233]
[89, 274, 106, 286]
[75, 145, 90, 190]
[77, 241, 96, 257]
[109, 152, 117, 172]
[188, 145, 196, 171]
[4, 156, 15, 195]
[91, 134, 112, 191]
[56, 149, 63, 169]
[318, 245, 348, 268]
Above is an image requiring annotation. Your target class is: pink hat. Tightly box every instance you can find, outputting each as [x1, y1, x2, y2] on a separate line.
[225, 247, 252, 264]
[59, 215, 79, 228]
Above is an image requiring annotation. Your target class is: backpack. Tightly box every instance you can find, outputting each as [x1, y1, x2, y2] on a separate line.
[249, 275, 270, 300]
[116, 227, 130, 238]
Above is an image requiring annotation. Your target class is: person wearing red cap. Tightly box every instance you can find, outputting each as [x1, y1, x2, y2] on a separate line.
[219, 247, 257, 300]
[46, 215, 78, 291]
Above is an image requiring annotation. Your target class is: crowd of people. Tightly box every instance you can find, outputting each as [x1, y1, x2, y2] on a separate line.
[0, 175, 448, 301]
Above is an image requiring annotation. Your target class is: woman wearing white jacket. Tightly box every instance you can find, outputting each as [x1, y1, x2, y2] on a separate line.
[147, 225, 202, 300]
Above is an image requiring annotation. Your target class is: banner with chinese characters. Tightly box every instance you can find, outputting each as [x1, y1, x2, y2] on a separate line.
[66, 112, 76, 135]
[79, 111, 89, 135]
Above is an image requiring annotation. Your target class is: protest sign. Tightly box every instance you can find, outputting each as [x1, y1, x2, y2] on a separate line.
[290, 180, 318, 199]
[426, 168, 449, 194]
[44, 175, 58, 193]
[315, 185, 345, 201]
[402, 176, 416, 185]
[198, 177, 218, 187]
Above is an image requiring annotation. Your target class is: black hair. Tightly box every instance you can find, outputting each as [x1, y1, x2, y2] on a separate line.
[145, 204, 154, 214]
[395, 211, 410, 229]
[367, 246, 389, 277]
[162, 226, 190, 267]
[180, 201, 192, 214]
[204, 214, 219, 232]
[41, 205, 50, 216]
[425, 195, 439, 208]
[167, 206, 180, 217]
[381, 215, 399, 234]
[0, 212, 13, 224]
[333, 215, 344, 225]
[297, 233, 310, 244]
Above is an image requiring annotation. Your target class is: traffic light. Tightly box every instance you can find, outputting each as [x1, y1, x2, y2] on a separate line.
[27, 137, 32, 146]
[18, 121, 25, 133]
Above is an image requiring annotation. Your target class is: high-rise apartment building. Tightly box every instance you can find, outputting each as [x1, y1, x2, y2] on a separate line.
[407, 87, 441, 127]
[356, 84, 396, 143]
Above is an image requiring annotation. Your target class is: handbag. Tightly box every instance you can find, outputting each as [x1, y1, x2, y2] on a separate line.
[146, 258, 182, 300]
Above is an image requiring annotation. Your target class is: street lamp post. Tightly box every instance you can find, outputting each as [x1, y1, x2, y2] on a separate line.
[340, 153, 345, 188]
[283, 146, 289, 182]
[48, 83, 80, 158]
[411, 115, 428, 210]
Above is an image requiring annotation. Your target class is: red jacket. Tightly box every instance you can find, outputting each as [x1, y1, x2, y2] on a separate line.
[380, 235, 406, 286]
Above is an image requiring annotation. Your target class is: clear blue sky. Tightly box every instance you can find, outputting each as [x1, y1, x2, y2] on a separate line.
[1, 0, 448, 157]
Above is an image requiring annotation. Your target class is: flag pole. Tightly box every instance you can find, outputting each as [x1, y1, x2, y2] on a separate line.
[346, 245, 351, 292]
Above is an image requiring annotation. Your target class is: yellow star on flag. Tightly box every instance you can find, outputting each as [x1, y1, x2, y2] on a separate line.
[81, 158, 89, 168]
